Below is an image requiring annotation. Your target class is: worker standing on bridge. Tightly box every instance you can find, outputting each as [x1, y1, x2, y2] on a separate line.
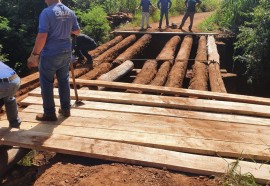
[179, 0, 202, 32]
[0, 61, 21, 128]
[157, 0, 172, 29]
[72, 33, 97, 68]
[137, 0, 155, 30]
[28, 0, 80, 121]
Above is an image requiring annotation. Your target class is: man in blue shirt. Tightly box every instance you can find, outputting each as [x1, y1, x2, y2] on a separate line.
[137, 0, 155, 30]
[28, 0, 80, 121]
[0, 61, 21, 128]
[179, 0, 202, 31]
[157, 0, 172, 29]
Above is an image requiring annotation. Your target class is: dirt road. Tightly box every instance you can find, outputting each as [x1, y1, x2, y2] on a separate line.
[120, 12, 213, 32]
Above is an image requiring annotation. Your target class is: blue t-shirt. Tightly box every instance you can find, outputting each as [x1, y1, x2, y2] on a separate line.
[186, 0, 201, 12]
[140, 0, 152, 12]
[39, 3, 80, 56]
[0, 62, 16, 78]
[157, 0, 172, 11]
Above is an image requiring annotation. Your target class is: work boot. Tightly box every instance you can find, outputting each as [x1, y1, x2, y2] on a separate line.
[36, 113, 57, 121]
[58, 108, 71, 117]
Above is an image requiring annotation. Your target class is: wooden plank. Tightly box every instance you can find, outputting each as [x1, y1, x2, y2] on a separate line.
[70, 79, 270, 106]
[20, 96, 270, 126]
[20, 72, 39, 89]
[29, 88, 270, 118]
[113, 31, 218, 35]
[0, 128, 269, 184]
[22, 105, 270, 135]
[12, 111, 270, 145]
[0, 119, 269, 161]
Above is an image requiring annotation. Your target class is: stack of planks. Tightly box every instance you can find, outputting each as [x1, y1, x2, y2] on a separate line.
[0, 79, 270, 184]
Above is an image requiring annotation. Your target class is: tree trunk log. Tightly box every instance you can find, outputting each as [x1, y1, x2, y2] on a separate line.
[89, 35, 124, 59]
[94, 35, 137, 67]
[113, 34, 152, 66]
[150, 61, 171, 86]
[127, 60, 158, 93]
[97, 60, 134, 90]
[156, 36, 181, 63]
[207, 35, 226, 93]
[188, 36, 208, 91]
[79, 63, 113, 80]
[166, 35, 193, 88]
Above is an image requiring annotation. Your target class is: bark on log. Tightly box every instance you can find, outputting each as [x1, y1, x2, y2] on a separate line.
[94, 35, 137, 67]
[97, 60, 134, 90]
[165, 35, 193, 88]
[79, 63, 113, 80]
[156, 36, 181, 63]
[207, 35, 227, 93]
[127, 60, 158, 93]
[0, 146, 29, 177]
[188, 36, 208, 91]
[150, 61, 171, 86]
[89, 35, 124, 59]
[113, 34, 152, 66]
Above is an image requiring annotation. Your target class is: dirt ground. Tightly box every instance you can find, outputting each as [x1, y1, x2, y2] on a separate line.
[0, 12, 225, 186]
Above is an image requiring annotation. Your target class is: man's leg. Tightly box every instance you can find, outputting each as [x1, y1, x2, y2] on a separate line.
[0, 98, 4, 109]
[159, 11, 165, 28]
[165, 10, 169, 27]
[189, 12, 195, 31]
[146, 12, 151, 28]
[179, 12, 189, 29]
[141, 12, 145, 29]
[3, 76, 21, 128]
[56, 52, 71, 116]
[37, 55, 58, 121]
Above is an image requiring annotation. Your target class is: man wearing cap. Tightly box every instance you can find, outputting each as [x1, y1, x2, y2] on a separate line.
[0, 61, 21, 128]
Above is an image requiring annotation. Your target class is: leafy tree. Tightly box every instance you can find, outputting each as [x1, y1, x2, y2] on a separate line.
[79, 6, 111, 43]
[234, 0, 270, 88]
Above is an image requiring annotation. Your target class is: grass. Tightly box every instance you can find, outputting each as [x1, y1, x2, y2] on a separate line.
[18, 150, 36, 167]
[222, 159, 260, 186]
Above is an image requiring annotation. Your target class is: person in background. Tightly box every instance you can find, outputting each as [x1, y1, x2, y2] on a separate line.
[179, 0, 202, 31]
[27, 0, 80, 121]
[0, 61, 21, 128]
[157, 0, 172, 29]
[72, 33, 97, 67]
[137, 0, 155, 30]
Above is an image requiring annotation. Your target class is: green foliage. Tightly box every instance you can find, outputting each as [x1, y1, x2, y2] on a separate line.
[0, 45, 8, 62]
[79, 6, 111, 43]
[234, 0, 270, 87]
[212, 0, 259, 31]
[222, 159, 259, 186]
[18, 150, 36, 167]
[198, 13, 219, 31]
[0, 16, 10, 32]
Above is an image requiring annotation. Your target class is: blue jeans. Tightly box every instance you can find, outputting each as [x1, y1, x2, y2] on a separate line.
[39, 52, 71, 115]
[179, 11, 195, 29]
[159, 9, 169, 27]
[0, 76, 21, 127]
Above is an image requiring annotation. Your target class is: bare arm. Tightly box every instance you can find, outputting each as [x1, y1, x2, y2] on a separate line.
[31, 33, 47, 55]
[72, 29, 81, 36]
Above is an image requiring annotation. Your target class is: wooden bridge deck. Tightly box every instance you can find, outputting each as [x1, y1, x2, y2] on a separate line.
[0, 80, 270, 183]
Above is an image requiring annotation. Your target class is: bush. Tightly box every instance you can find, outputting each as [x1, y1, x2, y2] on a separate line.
[234, 0, 270, 87]
[78, 6, 111, 43]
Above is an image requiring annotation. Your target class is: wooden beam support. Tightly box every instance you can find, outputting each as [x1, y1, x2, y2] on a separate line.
[68, 79, 270, 106]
